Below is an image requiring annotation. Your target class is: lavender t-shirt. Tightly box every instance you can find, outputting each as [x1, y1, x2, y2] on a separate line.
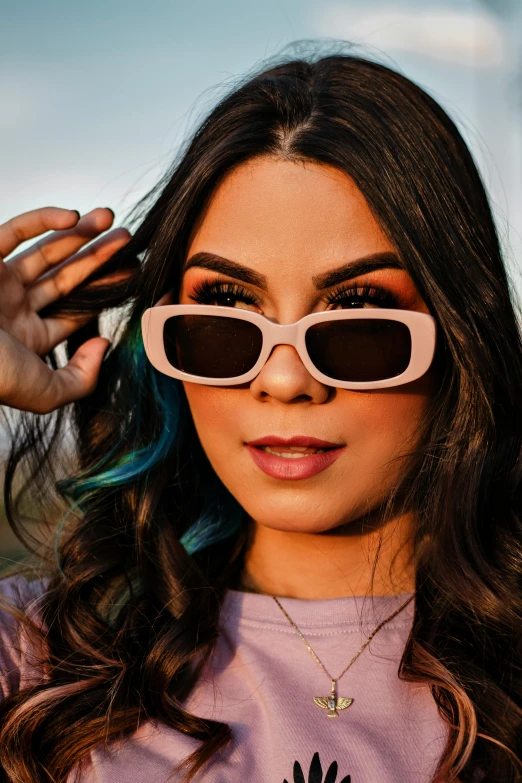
[0, 574, 452, 782]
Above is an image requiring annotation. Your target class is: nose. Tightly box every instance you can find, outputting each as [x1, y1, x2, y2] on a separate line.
[249, 344, 331, 404]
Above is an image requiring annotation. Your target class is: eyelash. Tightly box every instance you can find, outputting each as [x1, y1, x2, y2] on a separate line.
[189, 278, 400, 309]
[190, 279, 259, 307]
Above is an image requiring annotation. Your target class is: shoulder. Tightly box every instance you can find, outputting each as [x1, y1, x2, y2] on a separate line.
[0, 572, 52, 701]
[0, 571, 51, 607]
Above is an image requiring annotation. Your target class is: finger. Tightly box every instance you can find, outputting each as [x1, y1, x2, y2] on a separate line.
[37, 313, 101, 356]
[27, 228, 132, 313]
[0, 207, 80, 260]
[41, 337, 111, 412]
[0, 335, 110, 415]
[38, 337, 110, 413]
[5, 207, 117, 285]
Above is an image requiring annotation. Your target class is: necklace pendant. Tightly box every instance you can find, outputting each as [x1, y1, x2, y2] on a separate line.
[313, 679, 354, 718]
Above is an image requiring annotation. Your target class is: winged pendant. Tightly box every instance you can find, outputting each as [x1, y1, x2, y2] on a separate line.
[313, 695, 354, 718]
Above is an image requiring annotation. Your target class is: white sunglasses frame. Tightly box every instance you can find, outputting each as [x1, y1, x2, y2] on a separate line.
[141, 304, 437, 390]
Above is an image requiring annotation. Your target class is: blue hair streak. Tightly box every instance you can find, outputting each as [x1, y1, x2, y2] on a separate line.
[54, 324, 243, 574]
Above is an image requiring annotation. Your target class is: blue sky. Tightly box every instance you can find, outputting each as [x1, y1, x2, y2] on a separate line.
[1, 0, 521, 300]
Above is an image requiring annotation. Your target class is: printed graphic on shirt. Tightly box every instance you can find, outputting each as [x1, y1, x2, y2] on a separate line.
[283, 751, 351, 783]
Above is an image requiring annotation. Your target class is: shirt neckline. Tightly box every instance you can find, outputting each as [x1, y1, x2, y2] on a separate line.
[221, 588, 416, 631]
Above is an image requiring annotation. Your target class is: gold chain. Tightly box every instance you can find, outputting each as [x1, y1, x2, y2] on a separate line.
[272, 593, 415, 685]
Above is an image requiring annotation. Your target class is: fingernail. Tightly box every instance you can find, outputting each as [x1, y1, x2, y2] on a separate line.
[105, 207, 115, 218]
[71, 210, 81, 220]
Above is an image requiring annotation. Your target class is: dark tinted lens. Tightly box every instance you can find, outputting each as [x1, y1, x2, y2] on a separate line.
[305, 318, 411, 382]
[163, 314, 263, 378]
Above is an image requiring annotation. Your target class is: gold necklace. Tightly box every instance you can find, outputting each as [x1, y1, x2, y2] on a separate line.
[272, 592, 415, 718]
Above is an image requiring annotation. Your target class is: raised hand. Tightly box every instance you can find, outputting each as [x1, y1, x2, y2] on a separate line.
[0, 206, 131, 414]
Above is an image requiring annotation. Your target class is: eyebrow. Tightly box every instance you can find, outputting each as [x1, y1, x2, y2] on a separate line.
[182, 251, 404, 290]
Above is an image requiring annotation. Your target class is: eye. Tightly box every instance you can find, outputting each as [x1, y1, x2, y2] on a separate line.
[325, 283, 399, 309]
[188, 278, 261, 309]
[187, 277, 400, 311]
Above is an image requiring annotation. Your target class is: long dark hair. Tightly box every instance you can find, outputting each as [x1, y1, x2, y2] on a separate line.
[0, 47, 521, 782]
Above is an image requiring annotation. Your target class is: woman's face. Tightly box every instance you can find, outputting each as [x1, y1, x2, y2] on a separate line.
[178, 157, 437, 535]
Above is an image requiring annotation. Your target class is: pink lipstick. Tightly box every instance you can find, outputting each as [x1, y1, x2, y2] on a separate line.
[245, 436, 345, 480]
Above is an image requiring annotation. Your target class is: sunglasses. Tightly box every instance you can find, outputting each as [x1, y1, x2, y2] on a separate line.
[140, 304, 437, 390]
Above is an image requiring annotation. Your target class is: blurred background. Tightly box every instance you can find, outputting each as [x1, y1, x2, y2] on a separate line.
[0, 0, 521, 571]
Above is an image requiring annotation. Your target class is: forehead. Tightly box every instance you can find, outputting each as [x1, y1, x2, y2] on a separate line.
[185, 157, 395, 284]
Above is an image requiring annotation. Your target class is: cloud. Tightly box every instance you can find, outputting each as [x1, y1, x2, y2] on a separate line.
[314, 5, 508, 67]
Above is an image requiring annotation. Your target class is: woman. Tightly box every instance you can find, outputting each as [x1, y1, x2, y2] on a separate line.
[0, 50, 520, 783]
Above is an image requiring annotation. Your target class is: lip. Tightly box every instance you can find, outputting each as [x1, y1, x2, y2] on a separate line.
[245, 435, 345, 480]
[246, 435, 342, 449]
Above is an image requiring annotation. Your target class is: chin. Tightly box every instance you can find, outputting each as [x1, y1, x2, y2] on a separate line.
[237, 493, 365, 535]
[257, 519, 348, 535]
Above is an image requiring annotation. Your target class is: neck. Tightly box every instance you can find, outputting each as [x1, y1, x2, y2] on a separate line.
[239, 509, 416, 600]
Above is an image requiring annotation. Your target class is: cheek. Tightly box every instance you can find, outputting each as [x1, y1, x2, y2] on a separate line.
[183, 385, 242, 450]
[183, 380, 434, 531]
[346, 381, 434, 467]
[185, 381, 432, 462]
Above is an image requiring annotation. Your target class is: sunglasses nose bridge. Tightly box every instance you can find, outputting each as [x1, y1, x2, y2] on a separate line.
[266, 321, 300, 349]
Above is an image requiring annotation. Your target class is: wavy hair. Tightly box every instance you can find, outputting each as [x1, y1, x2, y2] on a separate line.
[0, 47, 521, 782]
